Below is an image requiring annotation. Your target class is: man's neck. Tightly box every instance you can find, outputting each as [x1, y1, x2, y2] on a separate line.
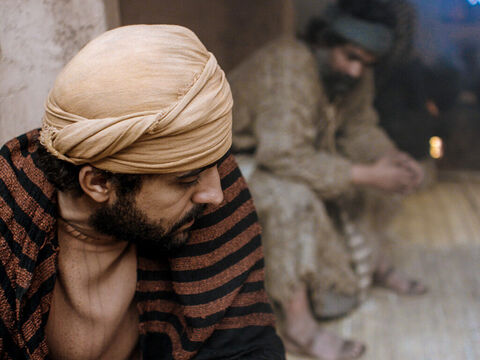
[47, 193, 139, 360]
[57, 190, 118, 246]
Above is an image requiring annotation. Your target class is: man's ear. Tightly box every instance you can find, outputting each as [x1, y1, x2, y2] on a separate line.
[78, 166, 114, 203]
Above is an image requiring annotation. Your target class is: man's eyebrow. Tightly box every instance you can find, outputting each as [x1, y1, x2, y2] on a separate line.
[176, 162, 217, 179]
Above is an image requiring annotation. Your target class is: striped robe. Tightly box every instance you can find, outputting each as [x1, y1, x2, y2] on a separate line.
[0, 130, 284, 359]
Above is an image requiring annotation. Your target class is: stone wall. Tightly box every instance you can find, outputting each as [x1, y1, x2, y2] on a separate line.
[0, 0, 109, 144]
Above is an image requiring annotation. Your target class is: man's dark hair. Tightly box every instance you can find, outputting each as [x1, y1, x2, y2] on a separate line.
[304, 18, 347, 47]
[36, 144, 145, 197]
[304, 0, 396, 47]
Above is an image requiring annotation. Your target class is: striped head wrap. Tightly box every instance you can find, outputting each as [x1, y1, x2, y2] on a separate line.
[40, 25, 233, 174]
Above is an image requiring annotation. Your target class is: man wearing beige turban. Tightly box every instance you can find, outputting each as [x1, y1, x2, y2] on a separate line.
[0, 25, 284, 359]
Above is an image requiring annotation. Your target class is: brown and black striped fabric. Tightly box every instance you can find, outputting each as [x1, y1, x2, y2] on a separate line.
[0, 130, 285, 359]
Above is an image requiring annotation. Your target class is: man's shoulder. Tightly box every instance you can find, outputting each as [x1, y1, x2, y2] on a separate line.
[228, 36, 316, 88]
[0, 129, 57, 245]
[260, 36, 312, 59]
[1, 129, 41, 159]
[0, 130, 46, 182]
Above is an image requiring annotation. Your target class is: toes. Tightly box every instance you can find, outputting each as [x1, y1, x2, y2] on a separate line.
[374, 267, 428, 296]
[340, 340, 366, 359]
[282, 329, 366, 360]
[407, 280, 428, 295]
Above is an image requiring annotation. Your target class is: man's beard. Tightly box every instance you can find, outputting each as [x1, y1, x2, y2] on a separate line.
[322, 71, 360, 101]
[88, 194, 206, 252]
[313, 48, 361, 101]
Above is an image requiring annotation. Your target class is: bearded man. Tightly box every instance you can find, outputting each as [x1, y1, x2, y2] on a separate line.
[0, 25, 285, 359]
[228, 1, 426, 359]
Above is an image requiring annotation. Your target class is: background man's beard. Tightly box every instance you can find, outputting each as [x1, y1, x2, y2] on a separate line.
[322, 71, 360, 101]
[89, 195, 206, 251]
[313, 47, 360, 101]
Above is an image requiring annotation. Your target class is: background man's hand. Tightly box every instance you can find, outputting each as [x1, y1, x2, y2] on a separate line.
[387, 151, 424, 190]
[351, 151, 424, 194]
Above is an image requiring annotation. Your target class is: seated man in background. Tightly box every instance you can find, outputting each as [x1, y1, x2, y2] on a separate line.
[0, 25, 284, 359]
[228, 0, 426, 359]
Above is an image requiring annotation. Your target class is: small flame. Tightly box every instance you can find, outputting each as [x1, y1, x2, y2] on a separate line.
[429, 136, 444, 159]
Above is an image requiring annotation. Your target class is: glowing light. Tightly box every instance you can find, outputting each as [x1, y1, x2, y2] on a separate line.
[429, 136, 444, 159]
[467, 0, 480, 6]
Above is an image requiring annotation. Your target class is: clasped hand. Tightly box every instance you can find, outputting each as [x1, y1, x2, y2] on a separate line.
[369, 151, 424, 194]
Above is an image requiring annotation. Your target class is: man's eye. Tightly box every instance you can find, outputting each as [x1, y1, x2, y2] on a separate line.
[179, 178, 200, 188]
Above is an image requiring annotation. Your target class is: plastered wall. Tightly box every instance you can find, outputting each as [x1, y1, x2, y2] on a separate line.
[0, 0, 109, 144]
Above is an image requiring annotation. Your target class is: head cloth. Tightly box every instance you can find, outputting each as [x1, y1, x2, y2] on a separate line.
[40, 25, 233, 174]
[331, 15, 393, 57]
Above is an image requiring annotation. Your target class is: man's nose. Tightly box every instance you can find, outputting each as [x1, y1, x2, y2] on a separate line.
[346, 61, 363, 78]
[192, 166, 224, 206]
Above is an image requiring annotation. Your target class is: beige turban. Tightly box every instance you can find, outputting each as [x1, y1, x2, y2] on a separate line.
[40, 25, 232, 174]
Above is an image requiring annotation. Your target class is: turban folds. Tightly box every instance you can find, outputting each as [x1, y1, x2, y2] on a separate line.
[40, 25, 233, 174]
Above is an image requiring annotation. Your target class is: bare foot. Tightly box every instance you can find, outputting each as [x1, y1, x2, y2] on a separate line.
[282, 285, 365, 359]
[373, 265, 427, 295]
[283, 327, 365, 360]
